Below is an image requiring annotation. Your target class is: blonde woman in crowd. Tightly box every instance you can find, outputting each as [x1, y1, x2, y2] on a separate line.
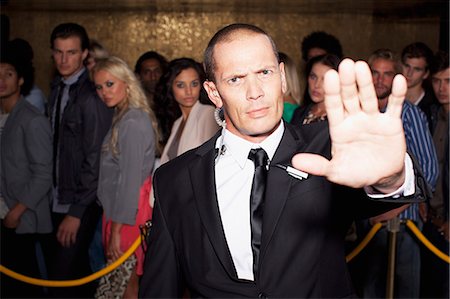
[278, 52, 301, 122]
[92, 56, 158, 298]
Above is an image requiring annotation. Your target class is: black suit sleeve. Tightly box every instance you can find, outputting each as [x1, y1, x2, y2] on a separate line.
[366, 151, 432, 204]
[139, 177, 184, 298]
[339, 152, 432, 227]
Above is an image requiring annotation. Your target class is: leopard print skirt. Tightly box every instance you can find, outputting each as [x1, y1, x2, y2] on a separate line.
[95, 254, 137, 299]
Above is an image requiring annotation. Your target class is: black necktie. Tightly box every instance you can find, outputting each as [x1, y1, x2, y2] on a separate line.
[248, 148, 269, 277]
[53, 82, 65, 186]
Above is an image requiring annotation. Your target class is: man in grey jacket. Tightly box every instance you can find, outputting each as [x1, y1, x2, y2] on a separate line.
[0, 43, 53, 298]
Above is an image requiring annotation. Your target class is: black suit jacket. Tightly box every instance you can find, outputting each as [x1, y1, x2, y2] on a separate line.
[47, 70, 113, 218]
[417, 89, 438, 129]
[139, 122, 427, 298]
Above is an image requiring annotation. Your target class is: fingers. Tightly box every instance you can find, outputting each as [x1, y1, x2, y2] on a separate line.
[325, 59, 381, 123]
[57, 228, 76, 248]
[56, 231, 66, 247]
[58, 232, 70, 248]
[106, 252, 120, 261]
[339, 59, 361, 115]
[291, 153, 330, 177]
[386, 74, 407, 118]
[3, 220, 17, 229]
[3, 213, 20, 229]
[106, 249, 123, 261]
[338, 59, 379, 115]
[355, 61, 379, 114]
[324, 69, 344, 126]
[114, 249, 123, 260]
[56, 216, 81, 247]
[324, 58, 380, 126]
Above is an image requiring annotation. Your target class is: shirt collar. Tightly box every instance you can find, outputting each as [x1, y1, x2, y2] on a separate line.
[413, 90, 426, 106]
[215, 121, 284, 169]
[61, 67, 86, 86]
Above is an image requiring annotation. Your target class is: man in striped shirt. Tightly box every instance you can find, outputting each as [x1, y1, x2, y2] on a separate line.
[354, 48, 438, 299]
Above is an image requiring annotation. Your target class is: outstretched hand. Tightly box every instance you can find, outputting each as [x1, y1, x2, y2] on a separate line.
[292, 59, 407, 192]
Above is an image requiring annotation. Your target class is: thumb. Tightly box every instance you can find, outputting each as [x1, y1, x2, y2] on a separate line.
[291, 153, 330, 177]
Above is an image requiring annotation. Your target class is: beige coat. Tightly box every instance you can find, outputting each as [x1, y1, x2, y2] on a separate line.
[160, 101, 219, 165]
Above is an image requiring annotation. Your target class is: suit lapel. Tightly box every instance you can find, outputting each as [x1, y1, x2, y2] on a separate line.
[188, 134, 238, 279]
[260, 124, 307, 262]
[187, 125, 314, 280]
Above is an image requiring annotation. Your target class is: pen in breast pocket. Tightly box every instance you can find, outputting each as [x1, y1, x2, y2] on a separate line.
[275, 164, 309, 180]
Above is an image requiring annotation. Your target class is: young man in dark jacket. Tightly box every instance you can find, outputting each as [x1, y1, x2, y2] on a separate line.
[46, 22, 112, 298]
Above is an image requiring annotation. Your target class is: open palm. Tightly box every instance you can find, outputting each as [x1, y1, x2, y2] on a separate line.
[292, 59, 407, 191]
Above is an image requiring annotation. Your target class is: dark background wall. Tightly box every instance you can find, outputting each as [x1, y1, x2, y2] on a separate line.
[2, 0, 448, 95]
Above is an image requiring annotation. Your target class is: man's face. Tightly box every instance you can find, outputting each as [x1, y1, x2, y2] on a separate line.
[402, 57, 429, 89]
[371, 58, 396, 100]
[0, 63, 23, 100]
[52, 36, 88, 79]
[204, 32, 286, 143]
[139, 58, 163, 94]
[431, 67, 450, 109]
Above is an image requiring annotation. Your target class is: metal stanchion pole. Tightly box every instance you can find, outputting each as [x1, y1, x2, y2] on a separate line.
[385, 216, 400, 299]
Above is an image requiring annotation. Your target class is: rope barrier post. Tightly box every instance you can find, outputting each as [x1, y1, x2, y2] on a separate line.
[385, 216, 400, 299]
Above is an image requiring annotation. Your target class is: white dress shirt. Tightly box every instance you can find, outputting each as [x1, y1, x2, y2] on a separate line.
[214, 122, 283, 281]
[214, 121, 415, 281]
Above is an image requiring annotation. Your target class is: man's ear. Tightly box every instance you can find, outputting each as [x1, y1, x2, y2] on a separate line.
[203, 80, 223, 108]
[423, 69, 429, 80]
[279, 62, 287, 94]
[18, 77, 24, 87]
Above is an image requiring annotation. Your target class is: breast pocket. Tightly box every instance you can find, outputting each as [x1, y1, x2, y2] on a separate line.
[289, 176, 326, 195]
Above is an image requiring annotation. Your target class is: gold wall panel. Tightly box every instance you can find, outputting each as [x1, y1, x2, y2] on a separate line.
[3, 8, 440, 96]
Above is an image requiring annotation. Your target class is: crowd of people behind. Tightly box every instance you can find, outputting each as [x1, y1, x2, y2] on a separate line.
[0, 18, 448, 299]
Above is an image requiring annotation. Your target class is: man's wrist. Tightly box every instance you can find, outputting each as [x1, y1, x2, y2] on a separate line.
[371, 169, 405, 194]
[365, 154, 415, 198]
[11, 203, 27, 217]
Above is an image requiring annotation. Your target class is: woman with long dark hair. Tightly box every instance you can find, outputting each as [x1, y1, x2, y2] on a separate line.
[291, 54, 341, 125]
[155, 58, 219, 164]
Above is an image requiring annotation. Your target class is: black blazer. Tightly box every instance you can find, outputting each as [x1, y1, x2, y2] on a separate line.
[139, 122, 427, 298]
[47, 70, 113, 218]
